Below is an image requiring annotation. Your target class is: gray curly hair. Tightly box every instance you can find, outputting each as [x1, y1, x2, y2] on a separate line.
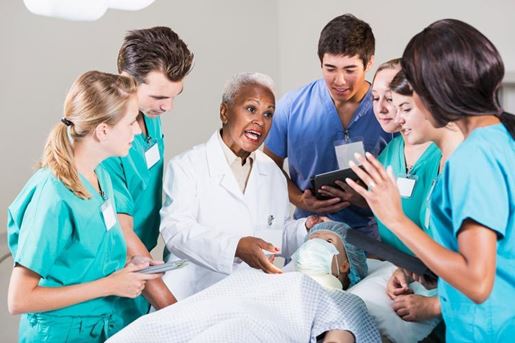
[222, 72, 275, 105]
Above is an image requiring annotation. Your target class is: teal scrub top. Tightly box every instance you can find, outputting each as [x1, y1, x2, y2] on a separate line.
[101, 114, 164, 251]
[7, 166, 127, 317]
[431, 124, 515, 342]
[377, 136, 441, 255]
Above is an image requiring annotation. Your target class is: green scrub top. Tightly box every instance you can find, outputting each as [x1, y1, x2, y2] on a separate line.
[7, 167, 126, 317]
[101, 114, 164, 252]
[377, 136, 441, 255]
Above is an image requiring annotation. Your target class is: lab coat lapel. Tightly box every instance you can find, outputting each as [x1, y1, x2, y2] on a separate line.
[244, 152, 269, 224]
[205, 132, 245, 202]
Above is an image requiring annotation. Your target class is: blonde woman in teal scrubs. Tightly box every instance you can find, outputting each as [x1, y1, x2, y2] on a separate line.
[7, 71, 160, 342]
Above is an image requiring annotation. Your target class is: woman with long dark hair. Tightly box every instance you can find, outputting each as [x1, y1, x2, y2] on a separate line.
[346, 19, 514, 341]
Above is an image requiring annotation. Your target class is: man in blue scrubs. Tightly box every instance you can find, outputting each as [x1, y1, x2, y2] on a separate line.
[265, 14, 392, 237]
[101, 27, 193, 325]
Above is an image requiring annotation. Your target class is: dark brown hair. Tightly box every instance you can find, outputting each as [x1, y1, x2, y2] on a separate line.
[402, 19, 514, 137]
[318, 14, 375, 67]
[118, 26, 194, 84]
[389, 70, 413, 97]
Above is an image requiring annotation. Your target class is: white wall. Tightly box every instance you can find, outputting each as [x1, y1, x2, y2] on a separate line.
[277, 0, 515, 97]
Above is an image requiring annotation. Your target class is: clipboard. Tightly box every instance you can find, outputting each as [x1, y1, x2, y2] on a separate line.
[139, 260, 188, 274]
[346, 229, 438, 282]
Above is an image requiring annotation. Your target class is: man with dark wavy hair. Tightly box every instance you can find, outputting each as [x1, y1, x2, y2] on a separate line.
[102, 26, 193, 326]
[265, 14, 392, 239]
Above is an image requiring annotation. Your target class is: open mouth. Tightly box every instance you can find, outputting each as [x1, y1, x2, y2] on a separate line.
[333, 87, 350, 95]
[244, 129, 262, 142]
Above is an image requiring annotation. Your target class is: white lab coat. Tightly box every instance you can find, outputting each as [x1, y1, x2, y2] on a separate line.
[160, 131, 307, 300]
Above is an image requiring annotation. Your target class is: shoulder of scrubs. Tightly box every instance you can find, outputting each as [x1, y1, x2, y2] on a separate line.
[439, 124, 513, 238]
[101, 156, 134, 216]
[265, 79, 321, 158]
[378, 135, 404, 166]
[7, 169, 73, 278]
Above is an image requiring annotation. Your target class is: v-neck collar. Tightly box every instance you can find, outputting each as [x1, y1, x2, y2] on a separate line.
[79, 169, 106, 201]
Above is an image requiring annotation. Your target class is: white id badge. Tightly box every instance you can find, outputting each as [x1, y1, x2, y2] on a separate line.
[334, 140, 365, 169]
[397, 175, 417, 198]
[145, 143, 160, 169]
[101, 199, 117, 231]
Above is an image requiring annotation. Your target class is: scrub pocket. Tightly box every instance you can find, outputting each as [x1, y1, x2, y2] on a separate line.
[19, 313, 123, 343]
[441, 297, 490, 342]
[20, 314, 74, 343]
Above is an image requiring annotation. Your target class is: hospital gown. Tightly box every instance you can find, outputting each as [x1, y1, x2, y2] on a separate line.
[107, 269, 380, 343]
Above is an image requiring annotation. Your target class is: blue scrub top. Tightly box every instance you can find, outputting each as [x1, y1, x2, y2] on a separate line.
[430, 124, 515, 342]
[7, 166, 126, 317]
[265, 79, 393, 229]
[101, 114, 164, 252]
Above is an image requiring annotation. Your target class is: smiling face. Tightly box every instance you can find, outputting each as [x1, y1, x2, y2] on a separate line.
[321, 53, 373, 105]
[220, 83, 275, 157]
[372, 67, 402, 133]
[392, 92, 435, 145]
[136, 70, 184, 118]
[104, 95, 141, 156]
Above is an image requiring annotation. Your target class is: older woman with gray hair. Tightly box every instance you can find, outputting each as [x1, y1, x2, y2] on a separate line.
[159, 72, 325, 300]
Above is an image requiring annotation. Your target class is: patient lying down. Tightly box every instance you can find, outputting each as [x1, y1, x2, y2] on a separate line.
[107, 222, 379, 343]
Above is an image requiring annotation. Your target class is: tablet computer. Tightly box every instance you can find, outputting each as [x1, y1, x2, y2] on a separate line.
[310, 167, 359, 199]
[139, 260, 188, 274]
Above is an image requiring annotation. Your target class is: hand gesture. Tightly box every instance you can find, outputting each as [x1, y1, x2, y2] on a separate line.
[392, 294, 441, 321]
[345, 152, 405, 228]
[298, 189, 348, 214]
[235, 236, 282, 274]
[106, 263, 161, 298]
[317, 180, 368, 208]
[305, 215, 331, 230]
[386, 268, 413, 299]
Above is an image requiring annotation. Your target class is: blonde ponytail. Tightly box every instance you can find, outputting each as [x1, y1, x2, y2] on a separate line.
[40, 71, 138, 199]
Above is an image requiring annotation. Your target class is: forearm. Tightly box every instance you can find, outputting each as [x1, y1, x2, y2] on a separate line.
[287, 177, 304, 208]
[119, 214, 177, 308]
[9, 276, 109, 315]
[389, 216, 495, 302]
[142, 278, 177, 309]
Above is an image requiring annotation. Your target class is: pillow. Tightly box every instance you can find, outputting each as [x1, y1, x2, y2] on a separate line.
[348, 259, 440, 343]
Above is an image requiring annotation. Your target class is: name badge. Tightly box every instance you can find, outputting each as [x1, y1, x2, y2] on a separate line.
[397, 176, 417, 198]
[101, 199, 117, 231]
[145, 143, 160, 169]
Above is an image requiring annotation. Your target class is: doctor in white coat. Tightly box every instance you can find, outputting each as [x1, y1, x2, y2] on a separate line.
[160, 72, 325, 300]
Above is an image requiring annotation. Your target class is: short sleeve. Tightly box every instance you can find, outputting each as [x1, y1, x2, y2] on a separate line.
[264, 95, 291, 158]
[14, 191, 72, 278]
[102, 157, 134, 216]
[445, 148, 509, 238]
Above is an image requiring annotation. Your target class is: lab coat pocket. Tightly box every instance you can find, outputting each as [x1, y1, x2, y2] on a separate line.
[254, 223, 283, 252]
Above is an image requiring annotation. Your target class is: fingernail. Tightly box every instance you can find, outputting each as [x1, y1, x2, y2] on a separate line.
[365, 152, 373, 158]
[349, 160, 356, 167]
[354, 152, 362, 159]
